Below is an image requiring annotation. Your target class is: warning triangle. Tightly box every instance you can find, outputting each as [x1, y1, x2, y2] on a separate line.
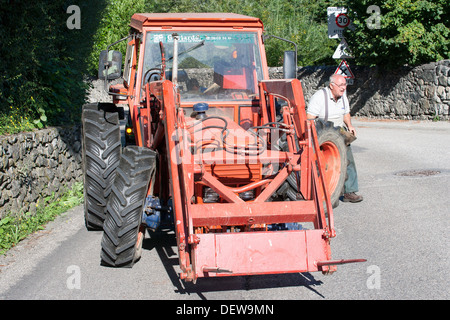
[334, 60, 355, 79]
[332, 39, 354, 59]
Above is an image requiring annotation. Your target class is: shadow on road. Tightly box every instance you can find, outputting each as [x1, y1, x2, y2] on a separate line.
[143, 230, 325, 299]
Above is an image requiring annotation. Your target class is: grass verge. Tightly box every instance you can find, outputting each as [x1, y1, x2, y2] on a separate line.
[0, 181, 84, 255]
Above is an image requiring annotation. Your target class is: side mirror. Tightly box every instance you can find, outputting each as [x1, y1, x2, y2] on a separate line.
[283, 50, 297, 79]
[98, 50, 122, 80]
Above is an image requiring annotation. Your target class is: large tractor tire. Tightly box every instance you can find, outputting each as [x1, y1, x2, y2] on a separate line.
[100, 146, 157, 268]
[82, 103, 122, 230]
[314, 119, 347, 208]
[273, 119, 347, 208]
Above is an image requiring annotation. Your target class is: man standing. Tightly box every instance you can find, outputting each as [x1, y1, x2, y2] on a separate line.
[306, 74, 363, 203]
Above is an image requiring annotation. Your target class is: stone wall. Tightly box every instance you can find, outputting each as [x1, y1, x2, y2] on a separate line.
[270, 59, 450, 120]
[0, 125, 82, 219]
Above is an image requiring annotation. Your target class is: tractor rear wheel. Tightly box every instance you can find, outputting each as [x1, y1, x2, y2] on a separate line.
[314, 119, 347, 208]
[100, 146, 157, 267]
[81, 103, 121, 230]
[272, 119, 346, 208]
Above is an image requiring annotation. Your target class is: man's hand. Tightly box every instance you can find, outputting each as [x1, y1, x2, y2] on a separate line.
[347, 124, 356, 136]
[343, 113, 356, 136]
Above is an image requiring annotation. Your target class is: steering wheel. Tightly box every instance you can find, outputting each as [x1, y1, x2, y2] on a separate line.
[142, 68, 162, 86]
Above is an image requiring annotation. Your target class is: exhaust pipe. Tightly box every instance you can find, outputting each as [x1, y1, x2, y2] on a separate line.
[172, 33, 179, 87]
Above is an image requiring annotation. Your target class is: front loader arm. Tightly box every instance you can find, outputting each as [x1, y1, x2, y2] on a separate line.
[161, 80, 195, 280]
[147, 79, 194, 280]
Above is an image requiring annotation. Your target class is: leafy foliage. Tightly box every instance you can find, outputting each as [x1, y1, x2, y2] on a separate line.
[87, 0, 147, 74]
[344, 0, 450, 68]
[260, 0, 336, 66]
[0, 1, 107, 134]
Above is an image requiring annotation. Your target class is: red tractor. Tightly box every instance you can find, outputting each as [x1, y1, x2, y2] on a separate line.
[82, 13, 364, 282]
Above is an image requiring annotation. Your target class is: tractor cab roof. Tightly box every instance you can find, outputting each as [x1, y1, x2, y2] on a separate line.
[130, 13, 264, 32]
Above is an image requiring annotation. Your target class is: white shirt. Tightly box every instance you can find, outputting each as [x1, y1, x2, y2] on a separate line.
[307, 87, 349, 127]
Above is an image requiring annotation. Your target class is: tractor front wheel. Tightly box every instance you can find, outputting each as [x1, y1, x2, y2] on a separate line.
[100, 146, 157, 267]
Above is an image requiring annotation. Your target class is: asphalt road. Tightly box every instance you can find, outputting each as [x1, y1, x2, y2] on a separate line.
[1, 119, 449, 301]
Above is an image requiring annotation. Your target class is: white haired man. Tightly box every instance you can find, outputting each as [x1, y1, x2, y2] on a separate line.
[306, 74, 363, 203]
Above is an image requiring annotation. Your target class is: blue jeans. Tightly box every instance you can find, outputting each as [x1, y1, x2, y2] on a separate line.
[344, 145, 359, 193]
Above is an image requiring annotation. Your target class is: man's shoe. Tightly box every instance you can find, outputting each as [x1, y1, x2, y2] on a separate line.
[343, 192, 363, 203]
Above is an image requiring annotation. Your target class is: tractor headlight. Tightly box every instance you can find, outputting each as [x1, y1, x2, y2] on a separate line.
[202, 187, 255, 203]
[203, 187, 220, 203]
[238, 190, 255, 201]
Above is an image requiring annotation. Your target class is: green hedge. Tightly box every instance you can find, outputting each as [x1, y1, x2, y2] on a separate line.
[345, 0, 449, 68]
[0, 1, 107, 134]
